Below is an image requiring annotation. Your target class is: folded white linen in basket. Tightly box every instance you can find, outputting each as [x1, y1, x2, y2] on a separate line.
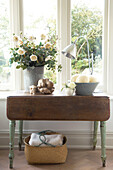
[29, 133, 63, 146]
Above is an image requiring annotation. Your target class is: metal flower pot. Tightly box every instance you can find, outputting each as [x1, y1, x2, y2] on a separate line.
[24, 66, 44, 92]
[75, 82, 99, 96]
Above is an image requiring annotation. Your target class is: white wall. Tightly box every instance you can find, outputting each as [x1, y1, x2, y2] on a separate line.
[0, 98, 113, 149]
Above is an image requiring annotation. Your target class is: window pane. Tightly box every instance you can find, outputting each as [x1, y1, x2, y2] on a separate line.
[71, 0, 104, 86]
[0, 0, 11, 90]
[23, 0, 57, 84]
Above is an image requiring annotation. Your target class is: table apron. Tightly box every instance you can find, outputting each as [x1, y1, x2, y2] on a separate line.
[7, 96, 110, 121]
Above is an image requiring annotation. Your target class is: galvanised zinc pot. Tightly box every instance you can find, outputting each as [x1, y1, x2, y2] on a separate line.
[24, 66, 44, 92]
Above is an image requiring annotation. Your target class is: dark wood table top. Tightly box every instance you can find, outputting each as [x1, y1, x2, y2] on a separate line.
[7, 91, 110, 121]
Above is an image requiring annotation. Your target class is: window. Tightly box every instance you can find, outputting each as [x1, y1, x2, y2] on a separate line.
[0, 0, 12, 90]
[1, 0, 112, 93]
[23, 0, 57, 84]
[71, 0, 104, 87]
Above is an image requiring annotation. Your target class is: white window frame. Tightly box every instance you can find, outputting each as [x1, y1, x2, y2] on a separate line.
[2, 0, 113, 94]
[103, 0, 113, 95]
[9, 0, 23, 91]
[56, 0, 71, 90]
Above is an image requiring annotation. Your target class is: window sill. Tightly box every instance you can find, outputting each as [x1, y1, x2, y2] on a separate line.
[0, 91, 19, 100]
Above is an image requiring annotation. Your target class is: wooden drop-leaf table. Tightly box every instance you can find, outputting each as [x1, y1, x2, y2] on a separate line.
[7, 92, 110, 169]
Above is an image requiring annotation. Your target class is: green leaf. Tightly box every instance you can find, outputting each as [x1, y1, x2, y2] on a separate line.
[16, 65, 21, 69]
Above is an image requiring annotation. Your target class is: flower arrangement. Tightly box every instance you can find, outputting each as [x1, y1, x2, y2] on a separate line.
[61, 82, 76, 96]
[61, 82, 76, 91]
[9, 32, 62, 72]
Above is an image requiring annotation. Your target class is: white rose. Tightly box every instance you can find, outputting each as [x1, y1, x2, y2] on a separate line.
[68, 82, 76, 89]
[45, 55, 51, 61]
[16, 45, 19, 48]
[13, 35, 18, 42]
[30, 55, 37, 61]
[41, 34, 46, 40]
[28, 36, 36, 41]
[45, 42, 51, 49]
[17, 48, 25, 55]
[18, 39, 23, 45]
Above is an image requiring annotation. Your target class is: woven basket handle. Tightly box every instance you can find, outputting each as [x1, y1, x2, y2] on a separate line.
[36, 130, 62, 147]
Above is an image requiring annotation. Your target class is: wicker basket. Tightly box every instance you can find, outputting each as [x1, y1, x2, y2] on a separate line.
[24, 133, 68, 164]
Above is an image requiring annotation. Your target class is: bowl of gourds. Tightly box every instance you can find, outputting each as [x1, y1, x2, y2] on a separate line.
[71, 74, 99, 96]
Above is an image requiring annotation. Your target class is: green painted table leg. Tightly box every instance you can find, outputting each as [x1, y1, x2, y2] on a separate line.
[18, 120, 23, 151]
[9, 120, 16, 169]
[93, 121, 99, 150]
[100, 121, 106, 167]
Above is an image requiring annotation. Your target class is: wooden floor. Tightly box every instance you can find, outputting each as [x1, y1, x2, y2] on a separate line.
[0, 149, 113, 170]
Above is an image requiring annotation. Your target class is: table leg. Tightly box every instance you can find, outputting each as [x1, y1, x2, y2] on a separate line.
[93, 121, 99, 150]
[18, 120, 23, 151]
[9, 120, 16, 169]
[100, 121, 106, 167]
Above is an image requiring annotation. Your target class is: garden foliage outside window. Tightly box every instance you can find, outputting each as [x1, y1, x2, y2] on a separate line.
[0, 0, 12, 90]
[71, 0, 104, 87]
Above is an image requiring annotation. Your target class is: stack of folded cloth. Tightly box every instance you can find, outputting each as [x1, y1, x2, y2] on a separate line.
[29, 133, 63, 147]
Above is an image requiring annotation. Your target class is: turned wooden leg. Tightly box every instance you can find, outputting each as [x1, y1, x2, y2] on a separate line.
[18, 120, 23, 151]
[9, 120, 16, 169]
[100, 121, 106, 167]
[93, 121, 99, 150]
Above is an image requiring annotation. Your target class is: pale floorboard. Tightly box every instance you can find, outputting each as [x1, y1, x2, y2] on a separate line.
[0, 149, 113, 170]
